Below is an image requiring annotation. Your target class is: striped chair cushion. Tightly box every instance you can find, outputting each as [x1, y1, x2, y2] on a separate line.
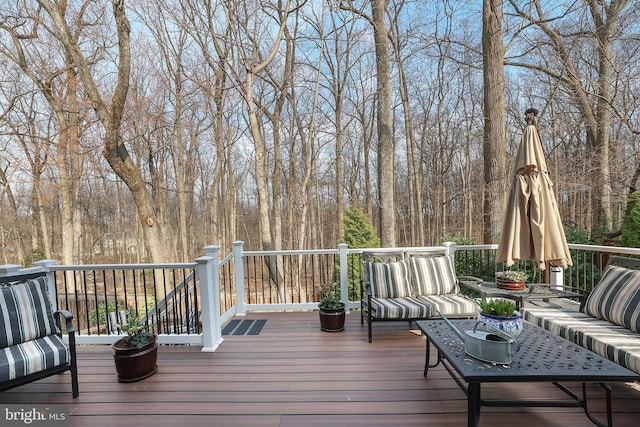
[584, 265, 640, 332]
[0, 278, 58, 348]
[414, 294, 477, 317]
[523, 308, 640, 374]
[368, 296, 432, 320]
[0, 335, 70, 381]
[407, 255, 458, 296]
[574, 322, 640, 375]
[523, 308, 592, 341]
[365, 260, 411, 299]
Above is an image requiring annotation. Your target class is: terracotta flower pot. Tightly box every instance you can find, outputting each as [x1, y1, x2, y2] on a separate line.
[495, 277, 526, 290]
[112, 335, 158, 383]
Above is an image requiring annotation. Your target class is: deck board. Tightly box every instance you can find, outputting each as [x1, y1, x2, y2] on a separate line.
[1, 311, 639, 426]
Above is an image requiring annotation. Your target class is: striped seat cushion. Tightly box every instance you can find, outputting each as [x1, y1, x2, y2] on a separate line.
[523, 308, 593, 341]
[367, 296, 432, 320]
[584, 265, 640, 332]
[0, 335, 70, 381]
[414, 294, 477, 317]
[365, 260, 411, 299]
[1, 278, 58, 348]
[406, 255, 458, 296]
[523, 308, 640, 374]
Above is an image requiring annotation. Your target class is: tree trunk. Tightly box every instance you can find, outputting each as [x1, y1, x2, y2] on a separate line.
[370, 0, 396, 247]
[482, 0, 506, 244]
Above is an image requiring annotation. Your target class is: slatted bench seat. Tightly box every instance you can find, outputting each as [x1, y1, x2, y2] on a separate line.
[361, 249, 481, 342]
[0, 267, 78, 398]
[523, 256, 640, 375]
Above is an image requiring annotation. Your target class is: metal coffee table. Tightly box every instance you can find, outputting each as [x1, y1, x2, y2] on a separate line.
[417, 319, 639, 427]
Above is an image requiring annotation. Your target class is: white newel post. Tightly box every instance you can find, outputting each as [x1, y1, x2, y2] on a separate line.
[338, 243, 350, 313]
[442, 241, 456, 256]
[233, 241, 246, 316]
[197, 251, 223, 352]
[33, 260, 58, 310]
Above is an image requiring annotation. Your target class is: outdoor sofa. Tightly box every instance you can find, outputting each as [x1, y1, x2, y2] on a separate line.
[0, 268, 79, 397]
[360, 249, 482, 342]
[523, 256, 640, 375]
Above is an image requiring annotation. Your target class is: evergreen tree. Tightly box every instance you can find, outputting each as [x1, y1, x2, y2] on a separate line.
[341, 206, 381, 249]
[339, 206, 380, 299]
[621, 192, 640, 248]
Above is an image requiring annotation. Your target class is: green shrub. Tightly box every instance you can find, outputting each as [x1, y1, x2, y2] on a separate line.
[621, 192, 640, 248]
[340, 206, 380, 299]
[89, 301, 125, 325]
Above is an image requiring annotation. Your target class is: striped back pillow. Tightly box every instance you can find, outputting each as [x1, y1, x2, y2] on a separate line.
[365, 260, 411, 299]
[584, 265, 640, 333]
[0, 277, 58, 348]
[407, 255, 458, 296]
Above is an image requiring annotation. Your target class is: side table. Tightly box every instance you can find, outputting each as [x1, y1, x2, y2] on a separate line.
[461, 281, 582, 309]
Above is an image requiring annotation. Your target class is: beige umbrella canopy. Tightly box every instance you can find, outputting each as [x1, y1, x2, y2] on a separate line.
[496, 109, 572, 270]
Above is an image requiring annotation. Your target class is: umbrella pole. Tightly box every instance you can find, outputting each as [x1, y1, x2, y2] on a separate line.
[543, 262, 550, 283]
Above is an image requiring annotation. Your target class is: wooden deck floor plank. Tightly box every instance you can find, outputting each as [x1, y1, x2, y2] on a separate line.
[1, 311, 638, 426]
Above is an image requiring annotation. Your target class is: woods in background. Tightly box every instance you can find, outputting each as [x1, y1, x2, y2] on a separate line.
[1, 1, 638, 265]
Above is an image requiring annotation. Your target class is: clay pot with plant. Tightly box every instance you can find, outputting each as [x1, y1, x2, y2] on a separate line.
[112, 314, 158, 382]
[494, 270, 528, 290]
[318, 283, 346, 332]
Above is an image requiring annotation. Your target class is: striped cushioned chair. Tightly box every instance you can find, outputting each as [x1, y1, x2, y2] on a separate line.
[0, 272, 78, 398]
[522, 256, 640, 375]
[361, 250, 477, 342]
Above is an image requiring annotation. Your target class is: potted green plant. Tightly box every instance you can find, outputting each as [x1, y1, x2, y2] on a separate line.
[495, 270, 527, 290]
[318, 283, 346, 332]
[112, 313, 158, 382]
[476, 297, 523, 337]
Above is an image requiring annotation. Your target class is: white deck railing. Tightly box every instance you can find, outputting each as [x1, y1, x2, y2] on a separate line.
[2, 241, 638, 352]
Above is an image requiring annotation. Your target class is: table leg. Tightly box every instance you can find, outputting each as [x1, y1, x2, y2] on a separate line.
[424, 337, 431, 377]
[468, 383, 481, 427]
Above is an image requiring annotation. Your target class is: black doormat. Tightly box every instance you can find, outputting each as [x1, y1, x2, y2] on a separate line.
[222, 319, 267, 336]
[221, 319, 241, 335]
[247, 319, 267, 335]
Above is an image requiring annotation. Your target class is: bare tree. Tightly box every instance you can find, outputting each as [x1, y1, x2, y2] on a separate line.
[36, 0, 171, 262]
[370, 0, 396, 246]
[482, 0, 507, 244]
[388, 0, 424, 246]
[506, 0, 632, 233]
[1, 10, 86, 264]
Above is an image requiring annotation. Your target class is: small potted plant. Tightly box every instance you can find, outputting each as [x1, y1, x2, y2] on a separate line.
[318, 282, 346, 332]
[112, 313, 158, 382]
[476, 297, 523, 337]
[495, 270, 527, 290]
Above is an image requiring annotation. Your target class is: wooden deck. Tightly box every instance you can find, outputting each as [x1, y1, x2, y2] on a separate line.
[2, 311, 640, 427]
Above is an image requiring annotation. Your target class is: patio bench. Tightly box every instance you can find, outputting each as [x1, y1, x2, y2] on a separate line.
[0, 268, 79, 398]
[523, 256, 640, 375]
[361, 249, 482, 342]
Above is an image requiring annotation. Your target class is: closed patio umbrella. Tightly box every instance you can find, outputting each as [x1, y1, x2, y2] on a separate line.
[496, 108, 572, 270]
